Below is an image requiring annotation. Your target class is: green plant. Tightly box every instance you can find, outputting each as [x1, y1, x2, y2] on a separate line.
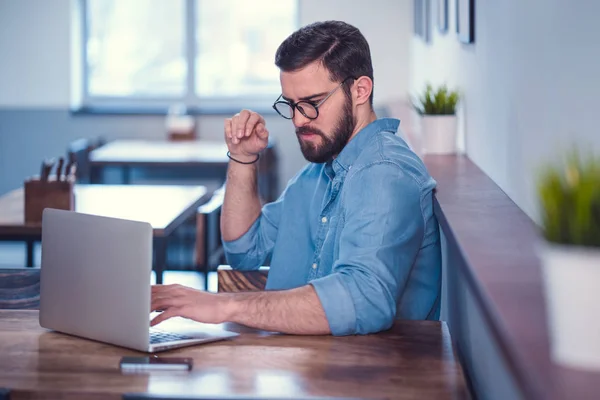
[537, 149, 600, 247]
[413, 83, 460, 115]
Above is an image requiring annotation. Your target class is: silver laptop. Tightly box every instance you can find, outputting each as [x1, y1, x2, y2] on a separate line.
[39, 208, 238, 352]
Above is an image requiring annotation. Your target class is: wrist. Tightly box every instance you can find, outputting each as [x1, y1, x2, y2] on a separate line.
[220, 293, 243, 323]
[228, 151, 259, 164]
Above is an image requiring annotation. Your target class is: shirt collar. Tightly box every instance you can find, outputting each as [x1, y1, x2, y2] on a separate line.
[330, 118, 400, 175]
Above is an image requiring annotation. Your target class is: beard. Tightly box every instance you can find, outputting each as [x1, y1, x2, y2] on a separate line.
[295, 95, 356, 164]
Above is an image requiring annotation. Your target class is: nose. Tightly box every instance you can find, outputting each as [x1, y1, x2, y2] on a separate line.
[292, 109, 312, 128]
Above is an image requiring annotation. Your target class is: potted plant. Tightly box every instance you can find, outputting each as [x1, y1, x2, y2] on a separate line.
[537, 150, 600, 370]
[413, 83, 460, 154]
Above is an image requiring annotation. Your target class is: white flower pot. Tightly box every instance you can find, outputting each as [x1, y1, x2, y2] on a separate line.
[420, 115, 458, 154]
[538, 242, 600, 370]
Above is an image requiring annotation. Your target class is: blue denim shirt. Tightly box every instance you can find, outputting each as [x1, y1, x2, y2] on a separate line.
[223, 118, 441, 336]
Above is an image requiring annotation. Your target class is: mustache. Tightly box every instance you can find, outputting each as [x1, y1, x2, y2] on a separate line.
[296, 126, 325, 137]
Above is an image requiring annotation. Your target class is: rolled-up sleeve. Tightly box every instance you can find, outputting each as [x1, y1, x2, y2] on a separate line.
[222, 197, 283, 270]
[310, 162, 425, 335]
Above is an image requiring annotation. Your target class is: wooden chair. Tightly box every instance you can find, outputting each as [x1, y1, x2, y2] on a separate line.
[257, 142, 279, 203]
[0, 269, 40, 310]
[217, 265, 269, 293]
[195, 186, 226, 290]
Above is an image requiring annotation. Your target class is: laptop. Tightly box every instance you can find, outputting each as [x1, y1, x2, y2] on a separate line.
[39, 208, 238, 352]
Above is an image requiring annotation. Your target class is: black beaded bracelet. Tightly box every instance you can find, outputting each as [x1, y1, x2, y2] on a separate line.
[227, 151, 260, 164]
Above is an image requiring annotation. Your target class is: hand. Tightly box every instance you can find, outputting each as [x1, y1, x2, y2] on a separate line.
[224, 109, 269, 162]
[150, 284, 232, 326]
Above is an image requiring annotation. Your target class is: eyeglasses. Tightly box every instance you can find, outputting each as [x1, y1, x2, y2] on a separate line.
[272, 77, 356, 120]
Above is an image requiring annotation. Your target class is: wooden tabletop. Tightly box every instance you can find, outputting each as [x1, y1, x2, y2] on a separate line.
[424, 155, 600, 400]
[90, 140, 230, 166]
[0, 185, 209, 238]
[0, 310, 468, 400]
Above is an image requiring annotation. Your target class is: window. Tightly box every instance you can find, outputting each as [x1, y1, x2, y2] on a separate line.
[79, 0, 298, 112]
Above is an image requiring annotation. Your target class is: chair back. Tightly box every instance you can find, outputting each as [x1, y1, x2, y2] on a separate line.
[217, 266, 269, 293]
[66, 137, 106, 183]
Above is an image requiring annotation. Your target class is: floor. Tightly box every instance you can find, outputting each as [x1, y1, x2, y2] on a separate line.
[0, 242, 219, 292]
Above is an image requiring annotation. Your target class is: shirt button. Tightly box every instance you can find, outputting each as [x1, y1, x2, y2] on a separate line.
[321, 216, 327, 223]
[312, 263, 317, 269]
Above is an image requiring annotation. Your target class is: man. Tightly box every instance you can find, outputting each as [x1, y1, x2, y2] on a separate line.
[151, 21, 441, 336]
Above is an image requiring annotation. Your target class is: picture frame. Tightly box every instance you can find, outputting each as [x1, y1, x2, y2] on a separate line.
[457, 0, 475, 43]
[437, 0, 448, 33]
[413, 0, 430, 43]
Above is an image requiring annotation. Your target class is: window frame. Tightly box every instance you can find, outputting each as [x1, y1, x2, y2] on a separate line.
[74, 0, 299, 115]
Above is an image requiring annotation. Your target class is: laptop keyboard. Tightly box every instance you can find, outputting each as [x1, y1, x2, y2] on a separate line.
[150, 329, 194, 344]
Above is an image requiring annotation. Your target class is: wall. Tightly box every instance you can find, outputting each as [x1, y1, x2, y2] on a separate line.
[0, 0, 413, 195]
[0, 0, 71, 107]
[415, 1, 600, 398]
[410, 0, 600, 221]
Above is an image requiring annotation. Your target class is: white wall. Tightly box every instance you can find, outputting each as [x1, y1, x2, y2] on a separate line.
[0, 0, 413, 194]
[410, 0, 600, 220]
[301, 0, 412, 106]
[0, 0, 71, 108]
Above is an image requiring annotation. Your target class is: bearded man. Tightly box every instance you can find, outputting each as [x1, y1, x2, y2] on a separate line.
[151, 20, 442, 336]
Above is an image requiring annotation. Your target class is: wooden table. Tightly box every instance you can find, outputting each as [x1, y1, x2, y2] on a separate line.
[0, 310, 469, 400]
[0, 185, 209, 283]
[88, 139, 279, 202]
[89, 140, 230, 184]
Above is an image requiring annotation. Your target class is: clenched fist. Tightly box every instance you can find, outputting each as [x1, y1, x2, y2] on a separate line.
[224, 109, 269, 163]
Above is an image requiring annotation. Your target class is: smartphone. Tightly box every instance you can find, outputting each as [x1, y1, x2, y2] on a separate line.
[119, 356, 193, 372]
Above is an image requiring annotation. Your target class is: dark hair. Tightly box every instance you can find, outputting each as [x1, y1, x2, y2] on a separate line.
[275, 20, 374, 106]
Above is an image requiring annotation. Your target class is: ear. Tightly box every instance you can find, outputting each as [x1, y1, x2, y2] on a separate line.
[352, 76, 373, 106]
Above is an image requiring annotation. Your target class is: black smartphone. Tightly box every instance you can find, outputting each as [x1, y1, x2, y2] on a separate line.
[119, 356, 193, 372]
